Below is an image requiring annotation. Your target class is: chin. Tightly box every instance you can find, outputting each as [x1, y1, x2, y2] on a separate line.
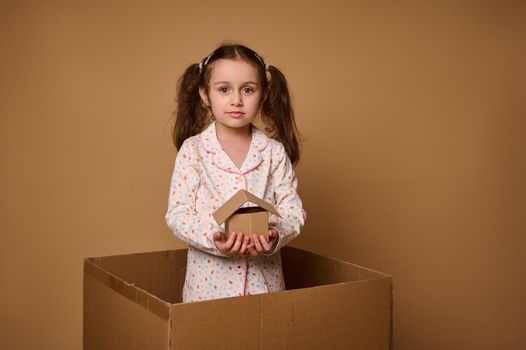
[217, 117, 254, 129]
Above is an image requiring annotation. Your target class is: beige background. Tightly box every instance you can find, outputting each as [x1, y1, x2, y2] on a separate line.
[1, 1, 524, 349]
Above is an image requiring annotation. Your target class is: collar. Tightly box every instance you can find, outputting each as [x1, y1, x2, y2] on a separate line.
[199, 121, 270, 175]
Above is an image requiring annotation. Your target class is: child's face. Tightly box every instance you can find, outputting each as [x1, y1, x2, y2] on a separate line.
[199, 58, 265, 131]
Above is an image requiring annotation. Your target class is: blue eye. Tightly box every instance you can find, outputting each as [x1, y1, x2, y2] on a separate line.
[219, 87, 229, 93]
[243, 87, 254, 93]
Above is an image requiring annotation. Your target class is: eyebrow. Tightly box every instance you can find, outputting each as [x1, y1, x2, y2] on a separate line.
[213, 81, 259, 86]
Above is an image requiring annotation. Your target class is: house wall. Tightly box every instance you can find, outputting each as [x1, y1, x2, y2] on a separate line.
[1, 1, 524, 349]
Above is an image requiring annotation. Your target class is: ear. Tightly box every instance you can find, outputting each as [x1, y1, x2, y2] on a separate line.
[199, 87, 210, 107]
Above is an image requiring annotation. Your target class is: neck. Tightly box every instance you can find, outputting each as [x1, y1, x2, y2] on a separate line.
[215, 122, 252, 143]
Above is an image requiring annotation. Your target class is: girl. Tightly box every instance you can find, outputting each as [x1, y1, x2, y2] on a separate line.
[165, 43, 306, 303]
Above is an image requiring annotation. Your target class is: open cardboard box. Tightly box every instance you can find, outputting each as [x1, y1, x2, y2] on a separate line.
[83, 246, 393, 349]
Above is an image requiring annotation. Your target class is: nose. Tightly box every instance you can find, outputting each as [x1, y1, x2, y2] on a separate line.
[230, 91, 243, 106]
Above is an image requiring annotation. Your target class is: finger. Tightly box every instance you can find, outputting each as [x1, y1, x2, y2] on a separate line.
[228, 232, 239, 252]
[224, 232, 237, 250]
[239, 235, 247, 253]
[252, 234, 263, 252]
[230, 232, 243, 253]
[259, 235, 271, 251]
[213, 233, 231, 254]
[213, 232, 226, 252]
[239, 235, 249, 254]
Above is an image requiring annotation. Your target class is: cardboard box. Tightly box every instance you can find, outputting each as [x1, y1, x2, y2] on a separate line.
[212, 189, 281, 240]
[84, 246, 393, 349]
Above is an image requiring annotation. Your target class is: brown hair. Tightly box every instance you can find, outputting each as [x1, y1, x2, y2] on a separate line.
[171, 42, 301, 166]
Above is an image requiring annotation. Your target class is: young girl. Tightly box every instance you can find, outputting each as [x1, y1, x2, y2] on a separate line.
[165, 43, 306, 303]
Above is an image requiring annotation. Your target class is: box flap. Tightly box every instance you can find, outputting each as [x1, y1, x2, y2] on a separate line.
[84, 260, 171, 321]
[84, 262, 170, 349]
[87, 249, 188, 304]
[281, 246, 390, 289]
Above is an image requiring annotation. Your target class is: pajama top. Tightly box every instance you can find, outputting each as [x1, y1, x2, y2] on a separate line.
[165, 121, 306, 303]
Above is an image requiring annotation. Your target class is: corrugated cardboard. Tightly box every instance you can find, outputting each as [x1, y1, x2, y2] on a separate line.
[84, 246, 393, 350]
[212, 189, 281, 240]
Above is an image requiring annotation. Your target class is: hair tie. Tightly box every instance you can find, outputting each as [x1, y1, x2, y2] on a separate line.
[198, 52, 215, 74]
[265, 64, 270, 72]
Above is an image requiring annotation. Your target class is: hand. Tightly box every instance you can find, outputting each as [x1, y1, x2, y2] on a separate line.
[213, 231, 250, 257]
[247, 228, 279, 257]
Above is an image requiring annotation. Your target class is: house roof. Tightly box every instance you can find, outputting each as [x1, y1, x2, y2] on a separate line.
[213, 189, 281, 225]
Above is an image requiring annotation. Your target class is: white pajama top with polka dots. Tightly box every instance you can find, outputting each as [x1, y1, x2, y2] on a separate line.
[165, 121, 306, 303]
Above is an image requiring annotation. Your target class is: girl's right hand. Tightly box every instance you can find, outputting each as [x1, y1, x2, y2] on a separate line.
[213, 231, 250, 257]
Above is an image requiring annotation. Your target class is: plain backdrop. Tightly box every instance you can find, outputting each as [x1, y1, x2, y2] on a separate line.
[1, 1, 525, 349]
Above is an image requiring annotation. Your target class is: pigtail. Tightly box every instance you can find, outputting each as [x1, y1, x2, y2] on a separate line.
[261, 65, 301, 166]
[172, 63, 209, 150]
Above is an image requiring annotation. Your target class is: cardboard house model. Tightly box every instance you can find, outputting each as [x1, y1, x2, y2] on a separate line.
[213, 189, 281, 240]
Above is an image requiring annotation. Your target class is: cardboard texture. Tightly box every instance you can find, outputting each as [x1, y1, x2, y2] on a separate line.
[84, 246, 393, 350]
[212, 189, 281, 240]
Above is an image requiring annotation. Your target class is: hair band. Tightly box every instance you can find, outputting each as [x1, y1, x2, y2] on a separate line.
[198, 51, 271, 73]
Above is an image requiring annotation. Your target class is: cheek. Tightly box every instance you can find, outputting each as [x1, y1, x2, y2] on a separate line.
[208, 94, 224, 107]
[253, 98, 264, 110]
[248, 94, 262, 106]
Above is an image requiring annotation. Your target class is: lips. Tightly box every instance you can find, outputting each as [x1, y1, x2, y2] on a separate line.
[228, 111, 245, 117]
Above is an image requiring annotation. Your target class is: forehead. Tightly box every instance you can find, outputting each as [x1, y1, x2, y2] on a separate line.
[208, 59, 260, 84]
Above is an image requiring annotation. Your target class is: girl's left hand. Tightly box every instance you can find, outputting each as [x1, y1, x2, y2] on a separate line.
[247, 229, 279, 257]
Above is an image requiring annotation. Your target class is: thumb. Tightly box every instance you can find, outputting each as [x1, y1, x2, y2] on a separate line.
[213, 232, 224, 241]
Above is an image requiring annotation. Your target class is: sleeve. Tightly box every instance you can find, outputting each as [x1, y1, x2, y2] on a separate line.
[265, 142, 307, 256]
[164, 139, 231, 257]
